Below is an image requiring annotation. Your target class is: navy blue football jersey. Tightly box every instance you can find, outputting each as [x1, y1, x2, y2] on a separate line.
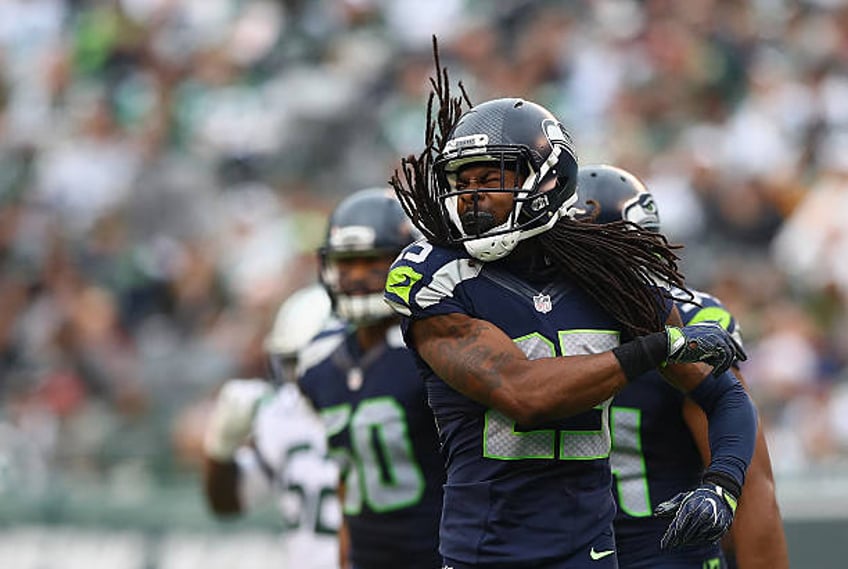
[610, 288, 742, 568]
[385, 239, 634, 567]
[298, 323, 443, 569]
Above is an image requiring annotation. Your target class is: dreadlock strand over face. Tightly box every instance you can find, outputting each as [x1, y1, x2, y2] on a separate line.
[390, 36, 471, 246]
[539, 218, 687, 337]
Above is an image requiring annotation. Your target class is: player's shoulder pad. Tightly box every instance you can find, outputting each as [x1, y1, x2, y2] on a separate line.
[384, 238, 482, 317]
[673, 287, 744, 346]
[297, 324, 346, 378]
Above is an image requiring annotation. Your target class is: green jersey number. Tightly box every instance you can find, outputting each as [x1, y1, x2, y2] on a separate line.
[484, 330, 619, 461]
[321, 397, 425, 515]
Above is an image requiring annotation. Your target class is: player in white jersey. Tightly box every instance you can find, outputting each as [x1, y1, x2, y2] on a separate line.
[203, 284, 342, 569]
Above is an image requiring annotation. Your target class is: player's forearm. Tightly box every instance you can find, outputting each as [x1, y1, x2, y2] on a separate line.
[428, 350, 629, 426]
[415, 319, 626, 423]
[203, 456, 243, 516]
[730, 489, 789, 569]
[435, 354, 626, 425]
[413, 312, 752, 425]
[685, 370, 758, 491]
[509, 331, 677, 423]
[499, 352, 628, 424]
[728, 427, 789, 569]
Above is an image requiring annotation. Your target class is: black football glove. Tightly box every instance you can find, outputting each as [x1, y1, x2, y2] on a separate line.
[654, 481, 738, 550]
[665, 322, 747, 376]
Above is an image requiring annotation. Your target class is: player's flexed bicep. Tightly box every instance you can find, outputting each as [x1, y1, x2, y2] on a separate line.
[409, 313, 533, 408]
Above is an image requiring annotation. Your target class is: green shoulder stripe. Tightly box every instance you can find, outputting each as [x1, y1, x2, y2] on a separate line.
[688, 306, 732, 330]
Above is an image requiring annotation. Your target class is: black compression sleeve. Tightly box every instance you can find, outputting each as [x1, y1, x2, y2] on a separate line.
[612, 331, 667, 381]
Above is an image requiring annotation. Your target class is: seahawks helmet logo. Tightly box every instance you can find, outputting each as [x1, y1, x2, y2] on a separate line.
[542, 119, 577, 161]
[622, 193, 660, 232]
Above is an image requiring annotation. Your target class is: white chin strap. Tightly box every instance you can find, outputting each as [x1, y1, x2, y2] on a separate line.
[336, 293, 395, 325]
[463, 227, 521, 261]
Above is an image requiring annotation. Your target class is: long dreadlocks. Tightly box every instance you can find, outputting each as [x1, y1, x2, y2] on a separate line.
[391, 36, 470, 248]
[538, 218, 688, 337]
[389, 38, 691, 338]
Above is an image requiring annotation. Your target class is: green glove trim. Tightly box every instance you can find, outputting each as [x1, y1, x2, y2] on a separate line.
[666, 326, 686, 359]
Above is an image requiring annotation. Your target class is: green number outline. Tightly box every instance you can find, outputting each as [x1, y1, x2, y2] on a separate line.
[322, 397, 425, 515]
[483, 329, 617, 461]
[609, 406, 653, 517]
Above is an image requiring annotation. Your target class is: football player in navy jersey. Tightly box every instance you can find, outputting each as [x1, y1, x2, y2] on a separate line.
[384, 88, 756, 569]
[575, 164, 788, 569]
[298, 188, 443, 569]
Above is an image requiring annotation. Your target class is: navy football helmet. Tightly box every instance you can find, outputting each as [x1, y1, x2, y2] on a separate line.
[575, 164, 660, 231]
[432, 98, 579, 261]
[320, 188, 419, 324]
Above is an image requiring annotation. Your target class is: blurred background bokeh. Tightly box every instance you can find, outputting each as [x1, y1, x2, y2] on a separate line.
[0, 0, 846, 567]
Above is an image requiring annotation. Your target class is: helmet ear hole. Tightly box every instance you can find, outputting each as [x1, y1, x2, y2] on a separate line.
[584, 199, 601, 222]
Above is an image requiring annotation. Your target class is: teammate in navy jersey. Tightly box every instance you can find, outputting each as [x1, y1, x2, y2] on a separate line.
[298, 188, 443, 569]
[385, 88, 756, 569]
[575, 164, 788, 569]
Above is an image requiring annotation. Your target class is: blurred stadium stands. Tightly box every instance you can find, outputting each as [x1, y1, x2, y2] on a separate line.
[0, 1, 846, 567]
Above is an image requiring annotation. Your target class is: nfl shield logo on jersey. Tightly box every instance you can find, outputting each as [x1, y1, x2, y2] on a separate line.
[533, 293, 552, 314]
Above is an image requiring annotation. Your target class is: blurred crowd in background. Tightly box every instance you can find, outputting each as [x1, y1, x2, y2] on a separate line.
[0, 0, 847, 521]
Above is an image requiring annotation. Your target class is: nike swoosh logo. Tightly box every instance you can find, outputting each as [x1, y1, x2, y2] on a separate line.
[705, 497, 718, 523]
[590, 547, 615, 561]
